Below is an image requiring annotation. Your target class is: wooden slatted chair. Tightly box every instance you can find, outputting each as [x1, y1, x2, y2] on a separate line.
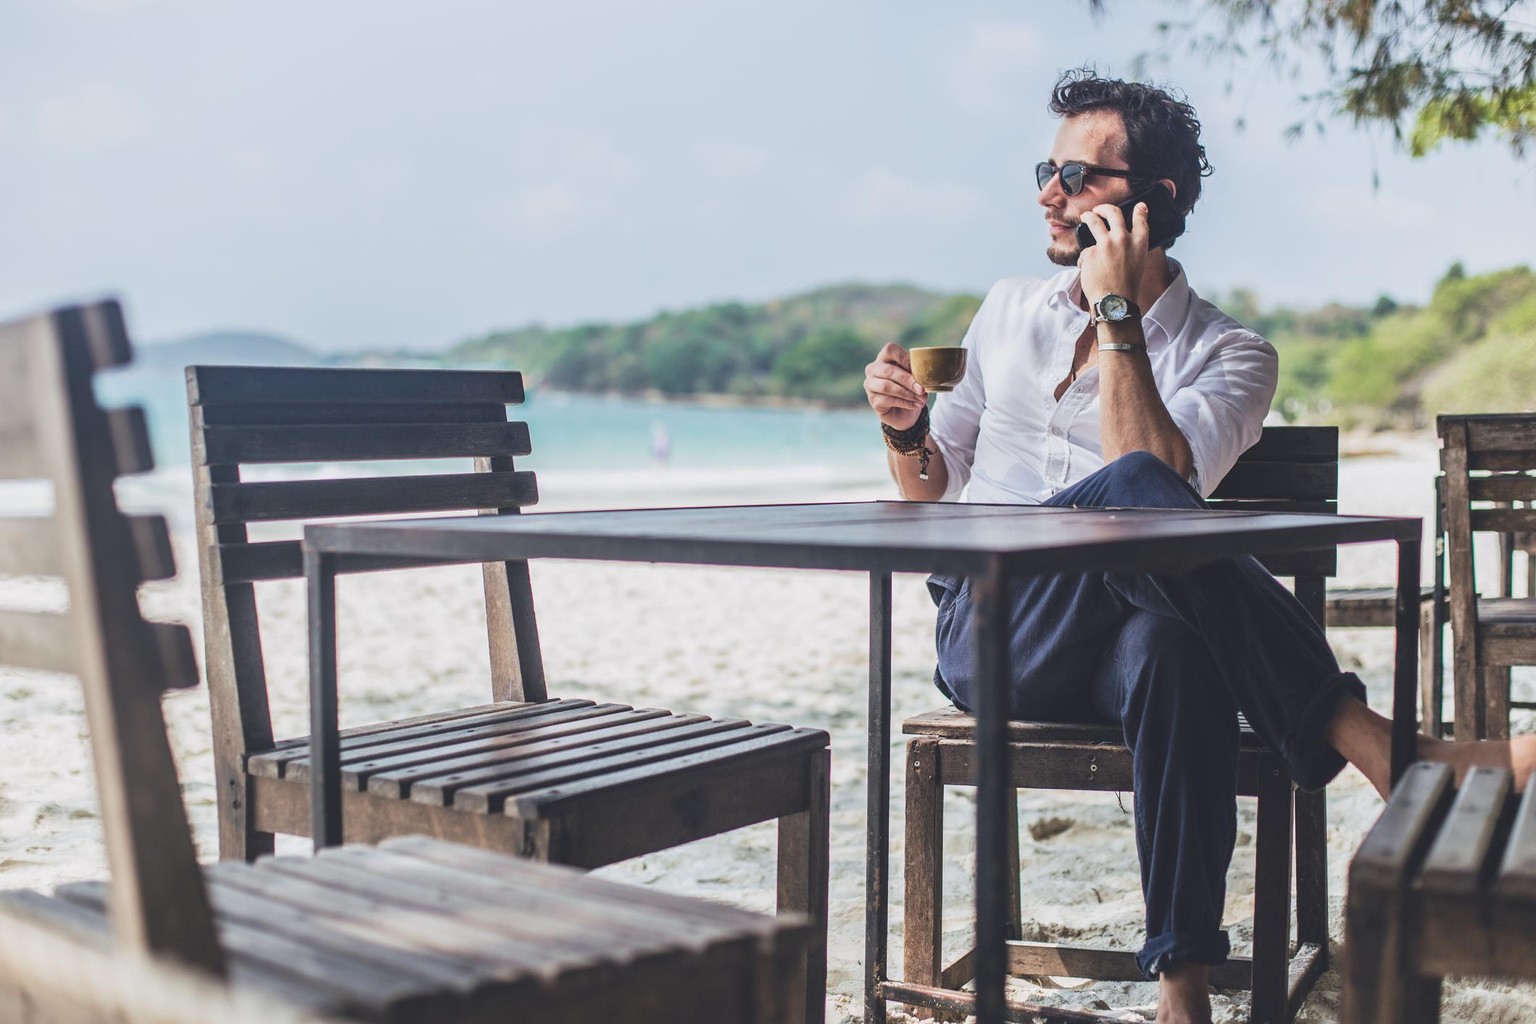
[899, 426, 1339, 1024]
[186, 364, 829, 1023]
[0, 300, 809, 1024]
[1439, 413, 1536, 740]
[1323, 475, 1446, 735]
[1342, 762, 1536, 1023]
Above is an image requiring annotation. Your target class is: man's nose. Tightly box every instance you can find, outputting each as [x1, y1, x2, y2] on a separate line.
[1036, 173, 1063, 208]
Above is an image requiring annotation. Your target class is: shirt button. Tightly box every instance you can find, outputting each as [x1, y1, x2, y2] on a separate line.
[1049, 424, 1062, 437]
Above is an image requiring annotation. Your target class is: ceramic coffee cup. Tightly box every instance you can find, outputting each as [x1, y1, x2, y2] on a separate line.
[910, 346, 968, 392]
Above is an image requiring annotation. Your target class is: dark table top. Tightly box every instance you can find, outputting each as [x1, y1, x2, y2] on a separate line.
[305, 500, 1421, 577]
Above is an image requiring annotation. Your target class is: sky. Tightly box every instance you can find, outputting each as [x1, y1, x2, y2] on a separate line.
[2, 0, 1534, 352]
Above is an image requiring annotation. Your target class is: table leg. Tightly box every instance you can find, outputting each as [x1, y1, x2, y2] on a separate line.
[306, 545, 342, 849]
[973, 562, 1007, 1024]
[865, 572, 892, 1024]
[1391, 538, 1422, 787]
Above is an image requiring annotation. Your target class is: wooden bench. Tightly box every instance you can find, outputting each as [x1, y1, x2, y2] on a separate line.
[0, 300, 808, 1024]
[898, 426, 1340, 1023]
[186, 364, 830, 1023]
[1343, 761, 1536, 1023]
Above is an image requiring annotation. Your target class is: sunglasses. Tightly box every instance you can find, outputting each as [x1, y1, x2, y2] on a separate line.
[1035, 160, 1134, 196]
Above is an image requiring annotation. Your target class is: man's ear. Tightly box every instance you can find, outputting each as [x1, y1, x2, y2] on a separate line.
[1157, 179, 1177, 201]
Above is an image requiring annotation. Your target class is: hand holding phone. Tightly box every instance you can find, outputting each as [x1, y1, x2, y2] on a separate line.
[1075, 183, 1185, 252]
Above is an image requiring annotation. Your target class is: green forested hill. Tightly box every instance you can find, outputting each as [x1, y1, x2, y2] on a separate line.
[1223, 262, 1536, 427]
[438, 267, 1536, 423]
[446, 283, 982, 404]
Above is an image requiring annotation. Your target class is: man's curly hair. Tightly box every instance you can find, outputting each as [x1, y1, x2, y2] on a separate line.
[1049, 68, 1212, 218]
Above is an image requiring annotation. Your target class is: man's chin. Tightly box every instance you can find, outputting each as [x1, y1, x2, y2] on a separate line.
[1046, 242, 1080, 267]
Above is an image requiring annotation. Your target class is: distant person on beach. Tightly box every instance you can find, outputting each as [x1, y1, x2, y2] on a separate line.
[862, 67, 1536, 1024]
[651, 421, 671, 464]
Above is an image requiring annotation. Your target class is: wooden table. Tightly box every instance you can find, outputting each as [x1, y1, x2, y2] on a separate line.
[303, 500, 1422, 1024]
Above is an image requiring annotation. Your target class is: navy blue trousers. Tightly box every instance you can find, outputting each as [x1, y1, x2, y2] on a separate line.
[927, 451, 1365, 977]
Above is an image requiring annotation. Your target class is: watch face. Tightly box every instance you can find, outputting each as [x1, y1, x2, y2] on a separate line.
[1100, 294, 1129, 321]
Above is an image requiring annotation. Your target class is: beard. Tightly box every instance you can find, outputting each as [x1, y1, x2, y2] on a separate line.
[1045, 217, 1081, 266]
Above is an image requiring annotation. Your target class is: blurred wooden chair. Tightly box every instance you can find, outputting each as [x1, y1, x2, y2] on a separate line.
[1439, 413, 1536, 740]
[186, 363, 829, 1023]
[0, 300, 809, 1024]
[1343, 762, 1536, 1024]
[899, 427, 1340, 1024]
[1324, 474, 1446, 735]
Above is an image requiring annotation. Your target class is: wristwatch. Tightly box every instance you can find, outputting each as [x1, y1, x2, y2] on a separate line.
[1092, 293, 1141, 324]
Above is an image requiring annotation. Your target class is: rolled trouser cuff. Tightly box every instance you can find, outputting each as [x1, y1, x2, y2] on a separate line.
[1136, 929, 1231, 978]
[1281, 670, 1367, 791]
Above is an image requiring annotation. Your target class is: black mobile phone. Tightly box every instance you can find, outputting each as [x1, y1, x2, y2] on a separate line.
[1075, 183, 1185, 252]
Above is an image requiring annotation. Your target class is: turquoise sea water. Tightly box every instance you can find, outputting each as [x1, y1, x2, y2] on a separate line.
[91, 367, 893, 513]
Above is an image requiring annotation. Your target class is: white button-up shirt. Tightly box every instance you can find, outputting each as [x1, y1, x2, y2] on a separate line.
[930, 262, 1278, 503]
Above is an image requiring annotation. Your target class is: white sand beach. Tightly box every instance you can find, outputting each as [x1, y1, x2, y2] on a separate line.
[4, 429, 1536, 1023]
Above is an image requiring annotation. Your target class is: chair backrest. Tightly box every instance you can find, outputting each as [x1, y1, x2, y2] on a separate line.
[186, 366, 548, 850]
[0, 301, 221, 973]
[1208, 425, 1340, 622]
[1438, 413, 1536, 616]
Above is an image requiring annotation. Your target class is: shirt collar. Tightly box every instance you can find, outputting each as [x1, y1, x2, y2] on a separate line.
[1050, 259, 1193, 347]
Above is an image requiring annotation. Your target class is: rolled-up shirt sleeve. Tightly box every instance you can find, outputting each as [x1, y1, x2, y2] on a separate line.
[1164, 329, 1278, 497]
[927, 290, 996, 502]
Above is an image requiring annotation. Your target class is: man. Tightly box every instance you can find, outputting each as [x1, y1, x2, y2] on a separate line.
[862, 69, 1536, 1024]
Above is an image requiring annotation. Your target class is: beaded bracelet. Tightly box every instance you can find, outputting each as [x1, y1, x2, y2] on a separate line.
[882, 406, 935, 480]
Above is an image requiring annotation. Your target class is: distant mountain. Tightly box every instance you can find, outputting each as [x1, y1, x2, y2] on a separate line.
[133, 330, 324, 372]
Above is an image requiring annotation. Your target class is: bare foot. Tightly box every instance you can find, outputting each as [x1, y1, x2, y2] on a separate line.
[1326, 694, 1536, 798]
[1157, 964, 1212, 1024]
[1417, 732, 1536, 791]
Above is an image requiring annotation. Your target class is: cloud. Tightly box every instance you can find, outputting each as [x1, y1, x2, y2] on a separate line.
[949, 22, 1045, 113]
[32, 88, 145, 154]
[840, 168, 981, 227]
[693, 141, 768, 179]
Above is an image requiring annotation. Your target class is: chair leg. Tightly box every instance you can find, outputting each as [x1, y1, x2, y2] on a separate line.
[1486, 664, 1512, 741]
[219, 767, 274, 863]
[1453, 653, 1480, 742]
[902, 738, 944, 1016]
[1249, 759, 1293, 1024]
[1293, 787, 1328, 956]
[1005, 792, 1022, 942]
[1418, 602, 1442, 739]
[778, 747, 830, 1024]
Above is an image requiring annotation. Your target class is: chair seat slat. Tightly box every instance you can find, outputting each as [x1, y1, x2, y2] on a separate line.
[188, 366, 524, 406]
[402, 716, 746, 807]
[200, 422, 532, 466]
[1496, 784, 1536, 900]
[55, 880, 425, 1014]
[381, 835, 778, 930]
[318, 845, 734, 954]
[287, 705, 653, 790]
[210, 472, 537, 524]
[1351, 762, 1456, 891]
[247, 700, 597, 777]
[1418, 767, 1512, 895]
[0, 610, 74, 675]
[349, 709, 679, 796]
